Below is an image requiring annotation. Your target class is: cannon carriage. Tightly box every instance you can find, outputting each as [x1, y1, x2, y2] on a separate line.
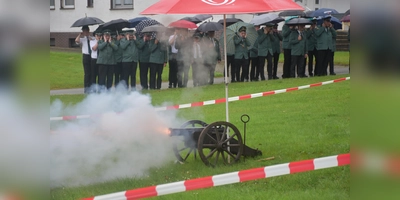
[168, 118, 262, 167]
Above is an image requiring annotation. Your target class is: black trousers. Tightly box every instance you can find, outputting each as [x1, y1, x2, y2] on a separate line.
[272, 52, 280, 78]
[328, 51, 335, 74]
[259, 54, 273, 79]
[98, 64, 114, 91]
[249, 57, 259, 81]
[122, 61, 137, 89]
[139, 62, 150, 89]
[177, 60, 190, 87]
[168, 58, 178, 88]
[305, 48, 317, 76]
[149, 63, 164, 89]
[282, 49, 291, 78]
[205, 63, 216, 84]
[90, 58, 98, 86]
[290, 55, 306, 77]
[224, 55, 235, 81]
[82, 54, 92, 92]
[234, 58, 248, 82]
[114, 62, 123, 87]
[316, 49, 330, 76]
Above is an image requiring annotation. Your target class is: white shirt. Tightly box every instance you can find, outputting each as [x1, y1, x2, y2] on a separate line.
[78, 36, 92, 55]
[193, 43, 202, 59]
[169, 35, 178, 54]
[90, 39, 98, 59]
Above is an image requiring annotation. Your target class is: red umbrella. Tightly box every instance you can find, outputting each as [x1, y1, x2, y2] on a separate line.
[141, 0, 303, 124]
[141, 0, 303, 15]
[341, 14, 350, 22]
[168, 20, 197, 29]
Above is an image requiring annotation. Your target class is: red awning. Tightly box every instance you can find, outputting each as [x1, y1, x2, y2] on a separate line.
[141, 0, 304, 15]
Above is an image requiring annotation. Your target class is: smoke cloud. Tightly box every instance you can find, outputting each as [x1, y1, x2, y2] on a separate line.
[50, 90, 180, 187]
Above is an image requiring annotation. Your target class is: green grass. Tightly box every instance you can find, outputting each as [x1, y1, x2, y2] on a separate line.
[50, 50, 349, 90]
[50, 75, 350, 200]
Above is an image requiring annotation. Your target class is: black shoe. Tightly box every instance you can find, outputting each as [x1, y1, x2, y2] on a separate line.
[268, 76, 273, 80]
[168, 85, 172, 88]
[330, 72, 336, 75]
[273, 76, 280, 79]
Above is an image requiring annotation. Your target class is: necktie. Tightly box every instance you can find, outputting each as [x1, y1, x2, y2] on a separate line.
[87, 37, 92, 55]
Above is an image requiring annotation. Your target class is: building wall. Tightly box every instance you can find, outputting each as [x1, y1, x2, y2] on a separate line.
[299, 0, 350, 12]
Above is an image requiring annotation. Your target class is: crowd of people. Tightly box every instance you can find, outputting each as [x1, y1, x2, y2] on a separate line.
[75, 15, 339, 93]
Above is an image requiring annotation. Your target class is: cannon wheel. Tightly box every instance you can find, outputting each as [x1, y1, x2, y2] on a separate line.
[198, 121, 243, 167]
[172, 120, 208, 162]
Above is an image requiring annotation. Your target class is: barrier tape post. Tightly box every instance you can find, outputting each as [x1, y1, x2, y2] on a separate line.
[82, 153, 350, 200]
[51, 77, 350, 121]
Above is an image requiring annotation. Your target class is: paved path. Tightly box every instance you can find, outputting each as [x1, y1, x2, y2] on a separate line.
[50, 65, 349, 96]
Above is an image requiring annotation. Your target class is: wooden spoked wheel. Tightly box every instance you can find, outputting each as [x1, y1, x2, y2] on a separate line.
[197, 121, 243, 167]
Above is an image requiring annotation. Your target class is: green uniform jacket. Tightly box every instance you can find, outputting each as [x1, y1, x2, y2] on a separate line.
[202, 36, 221, 65]
[97, 39, 118, 65]
[137, 38, 151, 63]
[249, 37, 259, 58]
[282, 25, 293, 49]
[289, 31, 307, 56]
[119, 38, 139, 63]
[234, 35, 251, 59]
[305, 28, 317, 51]
[314, 26, 336, 50]
[113, 40, 123, 63]
[149, 39, 168, 64]
[272, 32, 283, 54]
[257, 30, 275, 56]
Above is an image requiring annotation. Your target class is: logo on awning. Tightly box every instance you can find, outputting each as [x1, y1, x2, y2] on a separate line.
[202, 0, 235, 6]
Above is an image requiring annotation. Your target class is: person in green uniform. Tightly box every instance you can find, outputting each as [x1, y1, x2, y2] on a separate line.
[304, 19, 318, 77]
[257, 23, 275, 80]
[149, 33, 168, 89]
[137, 33, 152, 90]
[97, 29, 118, 91]
[114, 31, 124, 87]
[314, 15, 336, 76]
[271, 24, 283, 79]
[234, 26, 251, 82]
[282, 24, 295, 78]
[119, 29, 139, 91]
[289, 24, 308, 78]
[249, 35, 259, 81]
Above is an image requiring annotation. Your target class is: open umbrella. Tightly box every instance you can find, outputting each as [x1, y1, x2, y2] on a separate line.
[218, 18, 243, 26]
[141, 0, 304, 124]
[341, 14, 350, 22]
[220, 22, 258, 61]
[344, 9, 350, 16]
[250, 13, 284, 26]
[197, 22, 223, 32]
[307, 8, 339, 17]
[317, 16, 342, 30]
[135, 19, 161, 35]
[71, 16, 104, 27]
[180, 16, 202, 24]
[285, 17, 312, 25]
[141, 24, 166, 33]
[194, 14, 213, 21]
[168, 20, 197, 29]
[279, 10, 306, 17]
[128, 17, 152, 28]
[97, 19, 130, 32]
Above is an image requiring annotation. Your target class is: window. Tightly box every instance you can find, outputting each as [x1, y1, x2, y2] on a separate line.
[61, 0, 75, 9]
[50, 0, 55, 9]
[315, 0, 319, 4]
[87, 0, 93, 7]
[50, 38, 55, 46]
[111, 0, 133, 9]
[69, 38, 80, 48]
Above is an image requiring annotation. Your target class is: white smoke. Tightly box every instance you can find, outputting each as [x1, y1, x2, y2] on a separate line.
[50, 90, 180, 187]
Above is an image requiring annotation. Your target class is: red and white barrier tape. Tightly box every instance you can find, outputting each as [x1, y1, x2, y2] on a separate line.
[82, 153, 350, 200]
[51, 77, 350, 121]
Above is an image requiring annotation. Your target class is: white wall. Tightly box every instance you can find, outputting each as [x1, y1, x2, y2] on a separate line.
[300, 0, 350, 12]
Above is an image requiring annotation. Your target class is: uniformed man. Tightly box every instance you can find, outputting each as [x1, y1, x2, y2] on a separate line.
[271, 24, 283, 79]
[89, 31, 102, 92]
[257, 24, 275, 80]
[119, 29, 139, 91]
[96, 29, 118, 92]
[289, 24, 308, 78]
[149, 33, 168, 89]
[168, 29, 179, 88]
[282, 24, 295, 78]
[249, 30, 259, 81]
[113, 31, 124, 87]
[175, 28, 193, 88]
[137, 33, 152, 90]
[191, 33, 205, 86]
[305, 19, 318, 77]
[234, 26, 251, 82]
[314, 15, 336, 76]
[202, 31, 221, 85]
[74, 25, 92, 94]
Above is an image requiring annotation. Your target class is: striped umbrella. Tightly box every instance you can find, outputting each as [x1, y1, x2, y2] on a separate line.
[134, 19, 161, 35]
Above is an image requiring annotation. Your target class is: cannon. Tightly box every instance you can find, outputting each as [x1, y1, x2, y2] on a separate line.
[168, 117, 262, 167]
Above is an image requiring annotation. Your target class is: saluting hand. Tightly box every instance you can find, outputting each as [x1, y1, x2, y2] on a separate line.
[155, 39, 159, 44]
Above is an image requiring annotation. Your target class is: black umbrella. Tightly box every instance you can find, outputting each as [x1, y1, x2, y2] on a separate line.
[279, 10, 306, 17]
[197, 22, 223, 32]
[250, 13, 284, 26]
[285, 18, 312, 25]
[193, 14, 213, 21]
[98, 19, 130, 32]
[71, 16, 104, 27]
[218, 18, 243, 26]
[344, 9, 350, 16]
[181, 16, 202, 24]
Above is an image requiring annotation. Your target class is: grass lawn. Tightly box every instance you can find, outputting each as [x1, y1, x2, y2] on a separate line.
[50, 75, 350, 200]
[50, 50, 349, 90]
